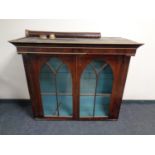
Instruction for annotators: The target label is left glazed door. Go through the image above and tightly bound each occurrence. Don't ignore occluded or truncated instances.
[24,54,77,120]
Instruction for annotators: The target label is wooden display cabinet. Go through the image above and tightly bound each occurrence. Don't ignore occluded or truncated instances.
[9,30,143,120]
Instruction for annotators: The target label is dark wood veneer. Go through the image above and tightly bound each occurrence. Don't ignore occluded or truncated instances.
[25,30,101,38]
[10,30,143,120]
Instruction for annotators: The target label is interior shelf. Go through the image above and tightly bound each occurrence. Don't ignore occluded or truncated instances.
[41,92,111,96]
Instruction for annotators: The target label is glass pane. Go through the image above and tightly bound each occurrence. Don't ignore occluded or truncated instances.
[80,60,113,117]
[80,96,110,117]
[40,58,72,117]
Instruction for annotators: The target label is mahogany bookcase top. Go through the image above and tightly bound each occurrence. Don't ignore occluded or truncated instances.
[9,30,143,56]
[10,36,142,47]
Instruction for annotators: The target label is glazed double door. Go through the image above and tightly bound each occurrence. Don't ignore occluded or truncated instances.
[29,54,117,120]
[39,54,114,120]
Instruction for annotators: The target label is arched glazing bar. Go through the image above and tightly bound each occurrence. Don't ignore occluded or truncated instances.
[40,58,72,117]
[80,60,113,117]
[45,62,63,116]
[90,63,108,117]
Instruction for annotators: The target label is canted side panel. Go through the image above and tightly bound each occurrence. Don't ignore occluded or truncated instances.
[109,56,131,119]
[22,54,43,117]
[22,55,35,115]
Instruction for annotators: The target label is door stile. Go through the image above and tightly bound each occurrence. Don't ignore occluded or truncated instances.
[74,55,80,120]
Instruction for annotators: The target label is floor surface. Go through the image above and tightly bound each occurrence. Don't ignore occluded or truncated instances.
[0,101,155,135]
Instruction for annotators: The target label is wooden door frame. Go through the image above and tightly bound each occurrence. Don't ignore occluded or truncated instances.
[76,54,130,120]
[23,53,131,121]
[23,54,77,120]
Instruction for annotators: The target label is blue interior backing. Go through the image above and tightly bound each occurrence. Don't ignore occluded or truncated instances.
[40,58,113,118]
[41,95,72,116]
[80,60,113,117]
[40,58,72,117]
[80,96,110,116]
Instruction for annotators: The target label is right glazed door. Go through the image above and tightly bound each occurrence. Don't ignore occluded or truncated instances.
[79,55,114,118]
